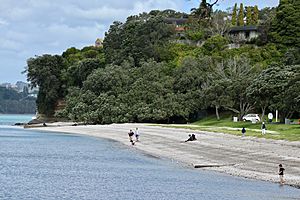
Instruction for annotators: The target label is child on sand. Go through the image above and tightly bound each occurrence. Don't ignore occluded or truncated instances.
[128,130,135,145]
[241,127,246,137]
[279,164,285,184]
[135,127,140,142]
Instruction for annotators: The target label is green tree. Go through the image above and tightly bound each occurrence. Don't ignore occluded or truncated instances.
[284,48,300,65]
[246,6,252,25]
[202,34,228,54]
[62,46,104,66]
[256,7,277,45]
[270,0,300,47]
[62,47,80,58]
[232,3,237,26]
[252,5,259,25]
[247,64,300,121]
[203,79,232,120]
[238,3,244,26]
[62,47,82,65]
[0,86,36,114]
[66,58,105,88]
[173,57,207,121]
[26,55,66,116]
[210,56,256,120]
[103,11,175,66]
[271,65,300,120]
[191,0,220,20]
[103,21,124,64]
[284,73,300,113]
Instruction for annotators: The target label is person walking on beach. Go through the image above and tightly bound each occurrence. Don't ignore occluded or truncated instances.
[135,127,140,142]
[128,130,135,145]
[279,164,285,184]
[241,127,246,137]
[261,122,266,135]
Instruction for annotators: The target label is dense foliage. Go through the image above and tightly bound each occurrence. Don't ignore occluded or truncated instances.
[270,0,300,48]
[26,5,300,123]
[0,87,36,114]
[247,65,300,121]
[26,55,66,116]
[103,11,176,65]
[238,3,244,26]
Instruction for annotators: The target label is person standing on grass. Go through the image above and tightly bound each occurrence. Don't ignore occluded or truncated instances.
[261,122,266,135]
[241,127,246,137]
[279,164,285,184]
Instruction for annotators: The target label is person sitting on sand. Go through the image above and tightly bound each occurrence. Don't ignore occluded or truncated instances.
[128,130,135,145]
[191,134,196,141]
[279,164,285,184]
[185,134,197,142]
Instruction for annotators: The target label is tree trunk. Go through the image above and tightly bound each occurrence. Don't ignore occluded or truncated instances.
[215,105,220,120]
[261,106,266,122]
[238,101,254,121]
[287,111,294,119]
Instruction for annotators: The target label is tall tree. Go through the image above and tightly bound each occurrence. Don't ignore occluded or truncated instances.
[203,79,232,120]
[104,11,175,66]
[232,3,237,26]
[247,64,300,121]
[103,21,124,65]
[191,0,220,19]
[214,56,255,120]
[26,55,66,117]
[238,3,244,26]
[246,6,252,25]
[256,7,276,45]
[66,58,105,88]
[209,11,231,36]
[252,5,259,25]
[270,0,300,47]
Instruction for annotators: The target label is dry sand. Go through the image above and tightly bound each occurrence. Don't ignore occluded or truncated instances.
[32,123,300,188]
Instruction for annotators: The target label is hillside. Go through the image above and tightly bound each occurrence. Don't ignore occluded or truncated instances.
[25,1,300,123]
[0,86,36,114]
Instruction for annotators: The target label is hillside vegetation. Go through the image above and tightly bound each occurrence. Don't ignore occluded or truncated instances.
[25,1,300,124]
[0,87,36,114]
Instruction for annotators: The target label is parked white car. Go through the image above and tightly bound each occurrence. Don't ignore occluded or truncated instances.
[242,114,260,122]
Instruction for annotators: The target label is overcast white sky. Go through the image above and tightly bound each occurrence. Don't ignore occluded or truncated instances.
[0,0,279,83]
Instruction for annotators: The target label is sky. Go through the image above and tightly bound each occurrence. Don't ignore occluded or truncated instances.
[0,0,279,83]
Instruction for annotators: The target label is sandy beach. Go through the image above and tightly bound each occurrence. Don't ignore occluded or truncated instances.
[33,123,300,188]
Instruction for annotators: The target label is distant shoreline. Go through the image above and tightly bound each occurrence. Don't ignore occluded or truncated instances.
[32,123,300,189]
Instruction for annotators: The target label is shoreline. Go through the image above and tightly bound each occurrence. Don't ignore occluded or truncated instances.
[31,123,300,188]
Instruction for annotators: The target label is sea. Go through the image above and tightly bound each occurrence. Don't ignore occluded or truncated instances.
[0,114,299,200]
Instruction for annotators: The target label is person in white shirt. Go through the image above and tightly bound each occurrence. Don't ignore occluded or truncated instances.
[261,122,266,135]
[135,127,140,142]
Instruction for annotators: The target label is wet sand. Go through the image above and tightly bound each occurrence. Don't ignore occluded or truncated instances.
[33,123,300,188]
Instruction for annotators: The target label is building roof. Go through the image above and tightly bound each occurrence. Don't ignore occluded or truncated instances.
[165,18,188,25]
[229,25,258,33]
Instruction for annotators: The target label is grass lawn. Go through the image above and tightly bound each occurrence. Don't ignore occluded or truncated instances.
[165,116,300,141]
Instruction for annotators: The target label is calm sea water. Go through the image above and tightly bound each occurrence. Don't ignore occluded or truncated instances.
[0,115,299,200]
